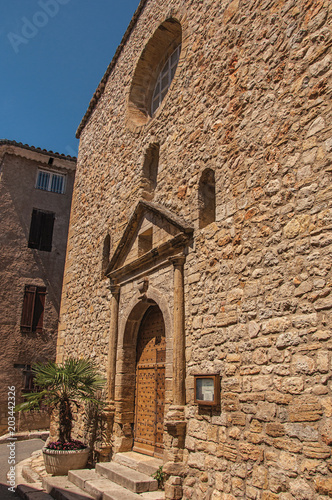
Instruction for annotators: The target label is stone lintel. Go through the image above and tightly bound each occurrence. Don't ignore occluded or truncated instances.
[108,233,190,282]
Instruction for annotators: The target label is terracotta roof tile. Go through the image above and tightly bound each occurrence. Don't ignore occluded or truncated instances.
[0,139,77,161]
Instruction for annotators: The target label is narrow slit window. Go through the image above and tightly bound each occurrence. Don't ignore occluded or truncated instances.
[199,169,216,229]
[142,143,159,200]
[101,234,111,276]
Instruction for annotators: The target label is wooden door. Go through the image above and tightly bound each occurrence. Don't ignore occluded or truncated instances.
[133,305,165,457]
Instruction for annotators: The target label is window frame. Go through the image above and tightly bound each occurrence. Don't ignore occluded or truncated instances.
[28,208,55,252]
[151,45,181,116]
[36,168,66,194]
[194,374,220,406]
[128,18,182,126]
[20,285,46,333]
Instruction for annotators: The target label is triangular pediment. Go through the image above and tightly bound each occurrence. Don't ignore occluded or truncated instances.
[106,200,193,280]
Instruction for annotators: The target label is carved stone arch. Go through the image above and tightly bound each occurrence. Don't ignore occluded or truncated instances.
[115,286,172,434]
[119,285,172,346]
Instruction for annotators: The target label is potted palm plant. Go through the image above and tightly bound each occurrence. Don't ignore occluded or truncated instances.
[16,357,105,475]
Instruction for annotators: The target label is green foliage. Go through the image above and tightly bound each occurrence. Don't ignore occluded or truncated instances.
[84,400,107,464]
[152,466,166,489]
[15,357,105,443]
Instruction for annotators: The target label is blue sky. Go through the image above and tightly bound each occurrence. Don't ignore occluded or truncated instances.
[0,0,140,157]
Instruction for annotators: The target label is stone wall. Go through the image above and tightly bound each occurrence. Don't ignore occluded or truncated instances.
[0,142,75,435]
[58,0,332,497]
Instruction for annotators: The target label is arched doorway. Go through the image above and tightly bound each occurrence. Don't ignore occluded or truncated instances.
[133,304,165,458]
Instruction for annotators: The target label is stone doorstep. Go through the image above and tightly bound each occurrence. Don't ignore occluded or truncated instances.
[96,462,158,493]
[46,471,143,500]
[113,452,163,477]
[42,476,94,500]
[69,470,127,500]
[69,467,164,500]
[16,449,162,500]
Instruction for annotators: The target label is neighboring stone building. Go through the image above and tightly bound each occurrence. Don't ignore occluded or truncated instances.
[0,140,76,435]
[57,0,332,498]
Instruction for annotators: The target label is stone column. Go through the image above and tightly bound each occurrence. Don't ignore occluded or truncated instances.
[100,282,120,461]
[107,283,120,403]
[170,255,186,406]
[164,255,186,498]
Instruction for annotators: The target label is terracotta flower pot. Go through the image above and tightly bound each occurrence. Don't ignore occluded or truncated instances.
[42,446,90,475]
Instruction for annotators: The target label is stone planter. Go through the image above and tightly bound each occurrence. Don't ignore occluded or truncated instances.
[42,446,90,475]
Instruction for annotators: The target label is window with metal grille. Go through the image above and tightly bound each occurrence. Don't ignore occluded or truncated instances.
[151,45,181,115]
[28,209,55,252]
[20,285,46,333]
[36,169,65,194]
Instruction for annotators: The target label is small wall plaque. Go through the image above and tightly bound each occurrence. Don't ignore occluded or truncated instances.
[194,374,220,406]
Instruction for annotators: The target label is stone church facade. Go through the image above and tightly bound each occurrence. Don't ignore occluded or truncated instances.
[57,0,332,498]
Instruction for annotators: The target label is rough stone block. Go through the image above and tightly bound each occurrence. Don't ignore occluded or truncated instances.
[314,477,332,496]
[289,396,323,422]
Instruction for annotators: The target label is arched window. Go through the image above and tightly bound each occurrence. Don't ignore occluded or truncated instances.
[101,234,111,277]
[198,169,216,229]
[151,45,181,115]
[142,143,159,200]
[128,18,182,126]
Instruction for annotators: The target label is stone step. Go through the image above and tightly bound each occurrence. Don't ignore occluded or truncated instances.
[103,488,143,500]
[68,469,99,491]
[68,468,161,500]
[96,462,158,493]
[42,475,94,500]
[113,452,163,477]
[140,491,165,500]
[68,469,132,500]
[86,478,131,500]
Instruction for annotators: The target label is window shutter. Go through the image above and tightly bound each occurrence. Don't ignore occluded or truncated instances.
[39,212,55,252]
[21,285,36,332]
[28,210,42,248]
[33,287,46,333]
